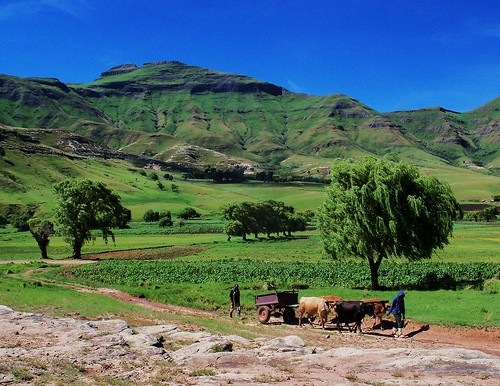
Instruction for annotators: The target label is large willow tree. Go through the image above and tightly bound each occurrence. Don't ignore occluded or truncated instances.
[317,157,460,289]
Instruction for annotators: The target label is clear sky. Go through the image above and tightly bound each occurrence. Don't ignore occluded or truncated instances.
[0,0,498,112]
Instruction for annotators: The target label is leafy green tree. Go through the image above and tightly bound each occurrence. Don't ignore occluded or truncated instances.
[28,218,54,259]
[10,213,31,231]
[54,179,129,259]
[221,202,255,240]
[317,157,460,289]
[178,207,200,220]
[143,209,160,222]
[158,211,173,227]
[285,213,308,236]
[224,220,244,241]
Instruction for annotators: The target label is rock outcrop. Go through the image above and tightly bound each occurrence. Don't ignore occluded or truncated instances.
[1,305,499,385]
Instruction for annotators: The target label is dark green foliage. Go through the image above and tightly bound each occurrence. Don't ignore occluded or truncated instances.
[143,209,160,222]
[54,179,129,258]
[163,173,174,181]
[318,157,461,289]
[221,200,309,239]
[171,183,179,193]
[10,212,31,231]
[158,216,173,227]
[118,208,132,228]
[463,207,498,222]
[149,172,159,181]
[178,207,200,220]
[70,259,499,290]
[0,214,8,227]
[158,211,172,227]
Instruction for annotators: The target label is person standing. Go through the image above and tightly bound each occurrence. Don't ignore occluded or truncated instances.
[387,289,406,337]
[229,284,241,318]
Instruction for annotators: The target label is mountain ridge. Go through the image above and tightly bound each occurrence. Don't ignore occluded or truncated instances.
[0,61,498,176]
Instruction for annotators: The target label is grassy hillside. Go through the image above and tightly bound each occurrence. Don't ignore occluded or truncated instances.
[3,61,498,178]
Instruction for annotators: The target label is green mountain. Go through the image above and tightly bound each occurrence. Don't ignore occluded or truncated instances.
[0,60,499,214]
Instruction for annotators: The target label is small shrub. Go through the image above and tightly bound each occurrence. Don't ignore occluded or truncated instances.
[143,210,160,222]
[159,217,173,227]
[189,369,215,377]
[483,278,499,294]
[178,207,200,220]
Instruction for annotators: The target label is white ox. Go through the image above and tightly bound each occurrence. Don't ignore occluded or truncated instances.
[297,296,330,329]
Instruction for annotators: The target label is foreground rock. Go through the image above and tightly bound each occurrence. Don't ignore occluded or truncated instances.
[0,305,498,385]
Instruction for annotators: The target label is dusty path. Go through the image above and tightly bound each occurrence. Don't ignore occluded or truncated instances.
[2,291,499,385]
[93,288,500,357]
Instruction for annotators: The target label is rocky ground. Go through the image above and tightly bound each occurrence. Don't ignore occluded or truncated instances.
[1,291,499,385]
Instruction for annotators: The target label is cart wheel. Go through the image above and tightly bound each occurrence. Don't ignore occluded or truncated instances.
[257,306,271,324]
[283,307,295,324]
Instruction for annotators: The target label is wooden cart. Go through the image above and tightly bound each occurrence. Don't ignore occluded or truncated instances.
[254,290,299,324]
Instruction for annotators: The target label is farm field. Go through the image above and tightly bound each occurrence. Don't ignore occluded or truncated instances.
[0,221,498,328]
[1,222,498,263]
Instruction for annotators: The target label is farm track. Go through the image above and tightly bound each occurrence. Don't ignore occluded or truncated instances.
[93,287,500,357]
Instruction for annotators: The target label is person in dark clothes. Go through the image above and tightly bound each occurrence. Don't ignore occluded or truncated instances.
[229,284,241,318]
[387,289,406,337]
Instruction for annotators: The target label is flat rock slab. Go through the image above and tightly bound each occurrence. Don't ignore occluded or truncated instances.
[0,305,499,385]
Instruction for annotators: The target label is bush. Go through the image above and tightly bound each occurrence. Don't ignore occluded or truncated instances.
[178,207,200,220]
[159,217,173,227]
[143,209,160,222]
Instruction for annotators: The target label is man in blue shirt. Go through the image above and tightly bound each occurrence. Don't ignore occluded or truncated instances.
[387,289,406,337]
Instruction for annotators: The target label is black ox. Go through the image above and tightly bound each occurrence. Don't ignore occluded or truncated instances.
[332,301,375,333]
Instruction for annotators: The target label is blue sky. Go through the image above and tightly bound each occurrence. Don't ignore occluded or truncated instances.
[0,0,498,112]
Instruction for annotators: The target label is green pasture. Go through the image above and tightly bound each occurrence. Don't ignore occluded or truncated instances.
[0,218,498,329]
[1,263,498,328]
[1,221,499,263]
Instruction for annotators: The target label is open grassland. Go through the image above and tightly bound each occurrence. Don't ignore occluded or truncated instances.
[1,223,498,263]
[1,143,499,223]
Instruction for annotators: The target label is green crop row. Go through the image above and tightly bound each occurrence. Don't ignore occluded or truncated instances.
[67,259,499,290]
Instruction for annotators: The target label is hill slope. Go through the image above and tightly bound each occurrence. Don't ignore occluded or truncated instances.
[2,60,498,176]
[0,61,499,216]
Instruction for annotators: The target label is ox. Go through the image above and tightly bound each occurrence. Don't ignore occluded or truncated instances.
[298,297,330,329]
[362,299,390,330]
[332,301,375,333]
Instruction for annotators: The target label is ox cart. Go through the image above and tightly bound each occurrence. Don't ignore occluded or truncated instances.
[254,290,299,324]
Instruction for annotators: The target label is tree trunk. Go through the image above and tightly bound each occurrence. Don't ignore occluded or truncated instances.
[72,240,83,259]
[368,254,383,289]
[38,241,48,259]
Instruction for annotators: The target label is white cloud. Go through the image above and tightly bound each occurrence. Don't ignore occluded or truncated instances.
[0,0,90,21]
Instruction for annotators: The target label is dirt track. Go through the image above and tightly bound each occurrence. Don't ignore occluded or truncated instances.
[2,289,499,385]
[95,288,500,357]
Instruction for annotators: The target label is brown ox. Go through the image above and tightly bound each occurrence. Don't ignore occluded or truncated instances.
[362,298,389,330]
[321,295,343,303]
[298,297,330,329]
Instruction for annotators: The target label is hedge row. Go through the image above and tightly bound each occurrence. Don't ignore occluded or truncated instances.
[69,259,499,290]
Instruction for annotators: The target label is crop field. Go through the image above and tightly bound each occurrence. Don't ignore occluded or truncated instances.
[1,218,499,327]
